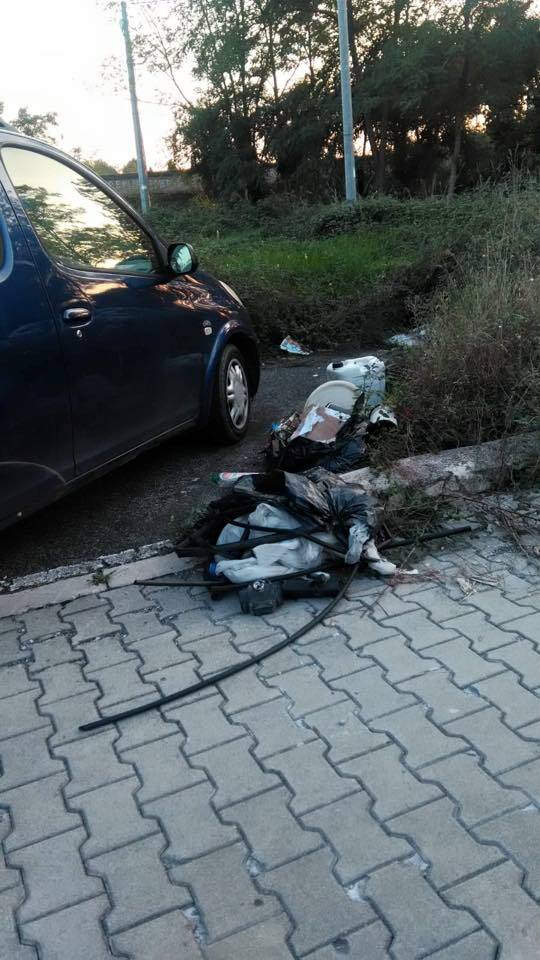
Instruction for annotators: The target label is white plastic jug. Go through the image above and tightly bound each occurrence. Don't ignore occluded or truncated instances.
[326,356,386,409]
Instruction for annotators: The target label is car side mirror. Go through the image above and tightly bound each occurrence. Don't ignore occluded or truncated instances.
[168,242,198,275]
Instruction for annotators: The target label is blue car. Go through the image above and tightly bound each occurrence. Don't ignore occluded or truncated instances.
[0,125,260,532]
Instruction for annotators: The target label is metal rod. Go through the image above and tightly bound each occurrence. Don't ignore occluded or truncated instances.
[120,1,150,214]
[336,0,357,202]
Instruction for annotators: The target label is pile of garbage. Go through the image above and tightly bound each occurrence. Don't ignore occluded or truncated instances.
[178,355,400,608]
[265,356,396,474]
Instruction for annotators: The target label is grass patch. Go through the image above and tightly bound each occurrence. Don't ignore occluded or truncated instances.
[149,182,540,348]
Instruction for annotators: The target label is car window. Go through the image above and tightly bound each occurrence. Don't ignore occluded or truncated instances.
[1,146,160,275]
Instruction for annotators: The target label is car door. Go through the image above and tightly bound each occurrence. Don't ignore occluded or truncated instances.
[0,176,74,527]
[0,143,206,475]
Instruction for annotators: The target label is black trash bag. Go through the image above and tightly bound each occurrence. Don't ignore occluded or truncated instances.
[265,397,369,474]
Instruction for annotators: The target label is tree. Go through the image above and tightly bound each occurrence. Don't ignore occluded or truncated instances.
[122,158,138,174]
[7,106,58,142]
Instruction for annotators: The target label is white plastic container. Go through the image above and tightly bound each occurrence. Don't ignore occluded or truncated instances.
[326,356,386,409]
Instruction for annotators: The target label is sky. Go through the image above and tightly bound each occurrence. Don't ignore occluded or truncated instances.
[0,0,194,169]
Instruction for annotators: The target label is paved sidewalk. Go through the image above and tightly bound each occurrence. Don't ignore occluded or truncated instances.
[1,526,540,959]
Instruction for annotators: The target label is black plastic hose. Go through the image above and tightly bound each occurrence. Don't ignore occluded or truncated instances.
[79,562,359,732]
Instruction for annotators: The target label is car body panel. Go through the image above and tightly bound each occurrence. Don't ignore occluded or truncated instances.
[0,130,259,529]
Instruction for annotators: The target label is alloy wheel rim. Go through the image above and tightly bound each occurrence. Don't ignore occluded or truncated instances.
[226,359,249,429]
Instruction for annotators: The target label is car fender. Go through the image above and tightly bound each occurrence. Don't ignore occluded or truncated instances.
[199,319,257,424]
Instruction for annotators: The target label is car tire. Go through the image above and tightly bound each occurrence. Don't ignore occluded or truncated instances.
[208,345,251,444]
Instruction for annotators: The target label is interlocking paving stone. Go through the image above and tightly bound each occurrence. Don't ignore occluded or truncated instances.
[64,607,118,643]
[0,632,29,667]
[389,795,502,888]
[266,664,347,717]
[467,589,536,625]
[0,811,19,894]
[19,605,67,642]
[112,609,170,643]
[123,732,205,803]
[263,602,321,637]
[306,701,389,764]
[128,631,189,675]
[112,908,205,959]
[14,827,103,921]
[0,616,18,635]
[419,753,527,825]
[61,595,108,615]
[104,584,149,616]
[303,792,411,882]
[502,610,540,644]
[2,773,80,852]
[181,632,245,676]
[370,704,468,769]
[425,929,497,959]
[79,635,133,673]
[174,842,280,942]
[340,744,442,820]
[474,806,540,897]
[500,756,540,802]
[146,584,206,619]
[357,634,439,683]
[170,609,227,644]
[90,833,189,935]
[165,693,245,755]
[223,785,321,868]
[56,728,131,798]
[0,728,64,791]
[37,662,96,705]
[203,914,293,960]
[361,591,421,619]
[307,921,392,960]
[410,586,476,622]
[486,638,540,688]
[28,635,83,673]
[219,665,281,715]
[380,610,457,650]
[261,847,374,955]
[76,777,157,858]
[366,861,477,959]
[444,611,524,653]
[331,666,417,720]
[444,707,540,773]
[256,645,314,678]
[115,710,179,753]
[147,781,238,861]
[262,740,357,815]
[193,737,279,809]
[238,697,315,759]
[423,636,505,687]
[300,635,371,681]
[0,664,37,700]
[41,690,101,748]
[472,671,540,729]
[0,886,38,959]
[445,861,540,958]
[147,658,202,696]
[89,659,155,710]
[398,669,488,724]
[328,612,397,648]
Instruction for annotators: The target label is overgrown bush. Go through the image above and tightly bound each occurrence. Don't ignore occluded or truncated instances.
[381,191,540,456]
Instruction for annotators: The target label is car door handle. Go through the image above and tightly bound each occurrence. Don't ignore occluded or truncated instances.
[63,307,93,326]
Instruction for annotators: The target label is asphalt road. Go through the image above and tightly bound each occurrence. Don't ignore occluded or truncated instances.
[1,346,371,579]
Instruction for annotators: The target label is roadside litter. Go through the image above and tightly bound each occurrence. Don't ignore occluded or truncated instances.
[266,356,397,475]
[77,351,471,733]
[280,335,311,356]
[387,328,426,348]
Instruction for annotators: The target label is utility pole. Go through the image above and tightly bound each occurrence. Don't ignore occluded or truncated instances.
[336,0,357,202]
[120,0,150,214]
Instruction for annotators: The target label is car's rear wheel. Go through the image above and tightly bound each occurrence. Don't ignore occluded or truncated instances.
[208,345,251,443]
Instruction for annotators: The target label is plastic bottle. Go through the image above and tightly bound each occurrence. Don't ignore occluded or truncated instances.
[326,356,386,408]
